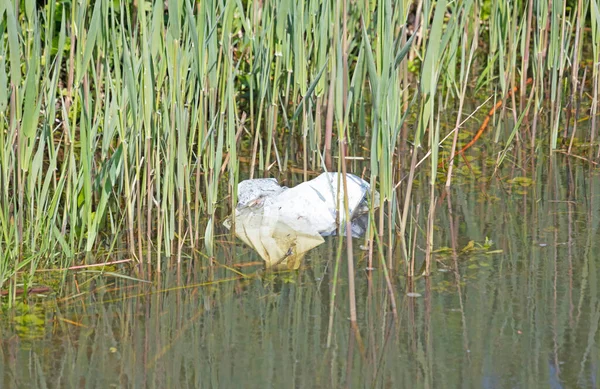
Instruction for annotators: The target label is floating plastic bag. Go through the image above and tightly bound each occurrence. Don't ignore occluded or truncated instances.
[224,173,379,269]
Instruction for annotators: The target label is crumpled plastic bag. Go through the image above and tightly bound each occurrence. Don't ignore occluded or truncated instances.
[224,173,379,269]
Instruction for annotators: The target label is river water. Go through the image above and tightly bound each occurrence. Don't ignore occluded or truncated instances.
[2,155,600,388]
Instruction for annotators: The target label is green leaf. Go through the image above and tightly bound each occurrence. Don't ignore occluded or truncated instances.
[291,62,327,121]
[394,32,416,69]
[421,0,447,94]
[5,2,21,89]
[78,0,102,85]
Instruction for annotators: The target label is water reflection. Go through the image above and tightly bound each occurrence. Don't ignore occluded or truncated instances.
[2,158,600,388]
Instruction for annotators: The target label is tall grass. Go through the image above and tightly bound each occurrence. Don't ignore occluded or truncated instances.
[0,0,598,300]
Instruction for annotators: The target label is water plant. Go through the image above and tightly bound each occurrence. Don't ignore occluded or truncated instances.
[0,0,598,312]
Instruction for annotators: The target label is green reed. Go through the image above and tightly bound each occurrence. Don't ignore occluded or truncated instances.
[0,0,597,303]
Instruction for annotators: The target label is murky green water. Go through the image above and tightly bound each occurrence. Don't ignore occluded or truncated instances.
[2,156,600,388]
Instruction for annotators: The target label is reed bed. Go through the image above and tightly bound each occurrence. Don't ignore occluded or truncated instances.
[0,0,598,304]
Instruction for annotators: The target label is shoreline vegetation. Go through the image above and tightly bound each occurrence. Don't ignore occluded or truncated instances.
[0,0,598,306]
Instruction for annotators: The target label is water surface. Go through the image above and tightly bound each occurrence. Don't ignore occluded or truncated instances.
[2,156,600,388]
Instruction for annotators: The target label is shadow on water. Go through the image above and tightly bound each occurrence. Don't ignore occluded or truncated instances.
[2,156,600,388]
